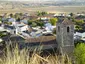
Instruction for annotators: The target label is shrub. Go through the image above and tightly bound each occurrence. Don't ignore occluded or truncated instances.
[53,28,56,34]
[50,18,58,26]
[74,43,85,64]
[37,22,44,28]
[0,43,72,64]
[32,22,37,27]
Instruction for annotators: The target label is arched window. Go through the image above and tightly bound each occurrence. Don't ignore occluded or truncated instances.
[58,26,60,32]
[67,27,70,32]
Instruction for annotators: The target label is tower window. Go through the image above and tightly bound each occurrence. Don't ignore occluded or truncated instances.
[67,27,70,32]
[58,26,60,32]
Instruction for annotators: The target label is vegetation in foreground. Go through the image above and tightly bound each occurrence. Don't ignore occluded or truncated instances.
[0,44,72,64]
[0,41,85,64]
[74,43,85,64]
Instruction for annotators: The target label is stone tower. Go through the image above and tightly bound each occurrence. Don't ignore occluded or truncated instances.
[56,18,74,56]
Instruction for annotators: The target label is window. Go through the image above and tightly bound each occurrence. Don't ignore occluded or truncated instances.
[58,26,60,32]
[67,26,70,32]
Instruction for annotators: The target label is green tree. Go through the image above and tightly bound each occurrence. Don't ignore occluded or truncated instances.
[19,13,23,16]
[9,13,14,18]
[16,18,20,21]
[50,18,58,26]
[69,13,74,17]
[8,22,12,25]
[37,21,44,28]
[41,11,47,16]
[75,25,82,31]
[32,22,37,27]
[75,20,84,25]
[53,28,56,34]
[28,20,32,25]
[0,16,2,21]
[74,43,85,64]
[36,11,47,16]
[37,11,41,16]
[14,13,21,20]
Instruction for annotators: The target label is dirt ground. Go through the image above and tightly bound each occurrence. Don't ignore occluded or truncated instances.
[0,6,85,14]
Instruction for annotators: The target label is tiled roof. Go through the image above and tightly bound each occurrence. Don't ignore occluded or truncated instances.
[58,18,73,25]
[62,18,73,25]
[9,35,56,46]
[25,36,56,44]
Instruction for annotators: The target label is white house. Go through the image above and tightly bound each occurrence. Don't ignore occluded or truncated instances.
[4,25,16,34]
[44,23,53,31]
[15,23,29,34]
[76,13,85,16]
[74,32,85,41]
[0,27,6,32]
[0,38,3,43]
[21,30,31,38]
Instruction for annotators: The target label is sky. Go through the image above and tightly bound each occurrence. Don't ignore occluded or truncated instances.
[0,0,72,1]
[0,0,84,2]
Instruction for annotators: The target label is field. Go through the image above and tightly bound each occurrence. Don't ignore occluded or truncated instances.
[0,6,85,14]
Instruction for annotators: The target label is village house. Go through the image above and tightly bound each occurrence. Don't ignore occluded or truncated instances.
[4,17,74,57]
[0,12,76,56]
[74,32,85,41]
[15,23,29,34]
[21,17,28,24]
[4,25,16,34]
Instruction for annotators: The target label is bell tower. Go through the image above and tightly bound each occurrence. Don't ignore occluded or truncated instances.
[56,18,74,56]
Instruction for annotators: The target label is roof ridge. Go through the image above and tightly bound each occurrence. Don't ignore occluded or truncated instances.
[62,18,73,25]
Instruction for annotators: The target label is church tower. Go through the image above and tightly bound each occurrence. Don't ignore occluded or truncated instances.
[56,18,74,56]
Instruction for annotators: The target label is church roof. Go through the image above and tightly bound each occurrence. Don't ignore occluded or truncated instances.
[58,18,73,25]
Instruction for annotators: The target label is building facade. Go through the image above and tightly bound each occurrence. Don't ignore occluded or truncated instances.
[56,18,74,56]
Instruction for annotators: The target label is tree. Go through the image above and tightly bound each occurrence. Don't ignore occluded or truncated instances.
[50,18,58,26]
[75,25,82,31]
[37,11,41,16]
[74,43,85,64]
[32,22,37,27]
[53,28,56,34]
[19,13,23,16]
[8,22,12,25]
[69,13,74,17]
[0,16,2,21]
[75,20,84,25]
[16,18,20,21]
[41,11,47,16]
[28,20,32,25]
[36,11,47,16]
[37,21,44,28]
[14,13,21,20]
[9,13,14,18]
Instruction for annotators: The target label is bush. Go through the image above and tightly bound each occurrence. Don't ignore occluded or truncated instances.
[32,22,37,27]
[0,43,72,64]
[53,28,56,34]
[0,32,7,37]
[28,21,32,25]
[37,22,44,28]
[75,20,84,25]
[75,25,82,31]
[50,18,58,26]
[74,43,85,64]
